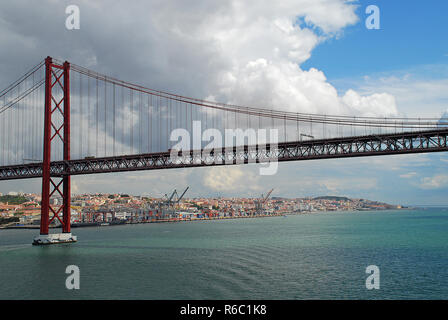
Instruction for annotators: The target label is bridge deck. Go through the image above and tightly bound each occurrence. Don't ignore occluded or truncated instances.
[1,129,447,180]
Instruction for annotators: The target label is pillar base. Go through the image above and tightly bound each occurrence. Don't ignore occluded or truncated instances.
[32,233,77,246]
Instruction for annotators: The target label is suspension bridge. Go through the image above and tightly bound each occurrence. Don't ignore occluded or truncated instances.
[1,57,447,244]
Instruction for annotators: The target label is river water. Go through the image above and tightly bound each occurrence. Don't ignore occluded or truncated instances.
[1,209,447,299]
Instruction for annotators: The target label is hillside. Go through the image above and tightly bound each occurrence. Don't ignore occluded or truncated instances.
[0,195,28,205]
[313,196,352,202]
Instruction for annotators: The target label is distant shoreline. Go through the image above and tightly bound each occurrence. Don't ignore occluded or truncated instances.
[0,208,419,230]
[2,213,287,230]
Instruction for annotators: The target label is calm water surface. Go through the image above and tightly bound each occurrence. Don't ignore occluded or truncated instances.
[1,209,447,299]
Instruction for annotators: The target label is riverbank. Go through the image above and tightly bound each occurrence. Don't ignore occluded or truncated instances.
[1,208,410,230]
[0,212,288,230]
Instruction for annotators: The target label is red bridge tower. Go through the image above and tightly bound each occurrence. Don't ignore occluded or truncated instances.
[33,56,76,245]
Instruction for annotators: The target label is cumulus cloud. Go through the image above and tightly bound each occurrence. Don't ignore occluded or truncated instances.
[317,177,378,193]
[419,174,448,190]
[336,66,448,117]
[0,0,398,118]
[203,166,261,193]
[186,0,398,116]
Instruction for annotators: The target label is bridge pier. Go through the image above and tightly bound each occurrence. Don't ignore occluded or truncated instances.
[33,57,76,246]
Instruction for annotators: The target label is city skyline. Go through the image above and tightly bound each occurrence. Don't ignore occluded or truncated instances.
[1,191,403,229]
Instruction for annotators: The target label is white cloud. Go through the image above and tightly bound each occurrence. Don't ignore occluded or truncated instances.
[399,172,417,179]
[419,174,448,190]
[341,89,397,117]
[317,177,377,193]
[203,165,261,193]
[336,66,448,117]
[336,153,431,172]
[0,0,398,119]
[215,60,396,116]
[198,0,397,117]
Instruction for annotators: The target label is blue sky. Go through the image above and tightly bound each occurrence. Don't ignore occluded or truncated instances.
[302,0,448,81]
[0,0,448,205]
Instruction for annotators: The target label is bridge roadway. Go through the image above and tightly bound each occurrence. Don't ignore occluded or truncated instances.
[1,129,447,180]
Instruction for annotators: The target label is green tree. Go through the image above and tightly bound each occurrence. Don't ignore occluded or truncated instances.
[0,195,28,205]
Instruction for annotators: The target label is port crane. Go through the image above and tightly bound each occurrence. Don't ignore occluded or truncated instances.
[162,186,189,208]
[255,188,274,215]
[160,186,189,218]
[175,187,189,208]
[163,189,177,207]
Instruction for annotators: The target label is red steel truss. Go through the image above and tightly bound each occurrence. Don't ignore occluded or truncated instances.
[40,57,71,235]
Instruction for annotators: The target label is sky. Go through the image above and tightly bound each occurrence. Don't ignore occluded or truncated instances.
[0,0,447,205]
